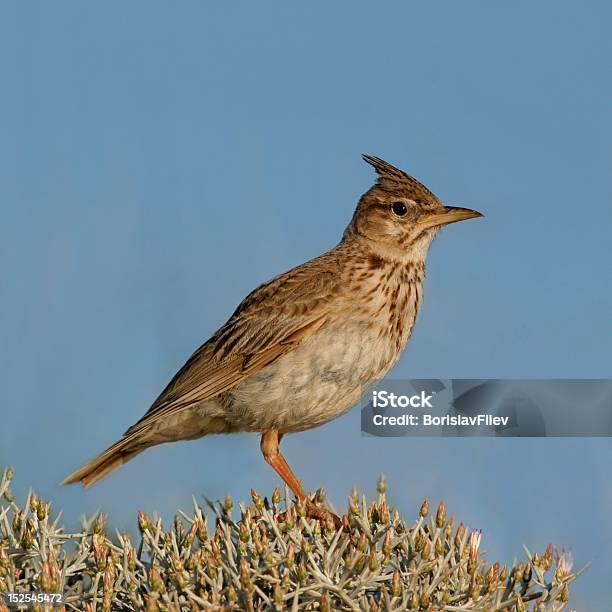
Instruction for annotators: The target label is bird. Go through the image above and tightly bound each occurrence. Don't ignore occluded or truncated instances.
[62,154,482,524]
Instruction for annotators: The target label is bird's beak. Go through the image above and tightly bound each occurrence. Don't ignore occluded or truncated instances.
[417,206,483,229]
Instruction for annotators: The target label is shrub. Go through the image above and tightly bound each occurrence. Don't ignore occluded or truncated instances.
[0,468,584,611]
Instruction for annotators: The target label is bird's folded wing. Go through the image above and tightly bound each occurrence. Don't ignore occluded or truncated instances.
[125,255,340,435]
[125,311,328,434]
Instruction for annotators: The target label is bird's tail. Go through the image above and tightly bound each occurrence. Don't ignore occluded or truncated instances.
[61,430,150,488]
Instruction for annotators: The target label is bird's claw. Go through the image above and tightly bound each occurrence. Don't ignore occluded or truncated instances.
[304,500,343,530]
[276,498,345,530]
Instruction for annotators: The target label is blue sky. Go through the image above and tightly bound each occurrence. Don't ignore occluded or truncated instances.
[1,1,610,607]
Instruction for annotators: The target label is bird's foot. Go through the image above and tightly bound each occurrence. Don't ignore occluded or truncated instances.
[276,497,345,530]
[304,500,345,530]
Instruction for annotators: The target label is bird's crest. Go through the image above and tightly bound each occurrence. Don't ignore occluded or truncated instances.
[362,154,440,204]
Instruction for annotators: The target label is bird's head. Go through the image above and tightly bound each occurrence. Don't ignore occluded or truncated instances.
[344,155,482,262]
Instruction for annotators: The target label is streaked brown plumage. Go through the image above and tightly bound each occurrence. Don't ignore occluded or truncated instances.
[63,155,482,523]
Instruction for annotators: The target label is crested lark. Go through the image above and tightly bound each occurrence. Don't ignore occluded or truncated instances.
[63,155,482,523]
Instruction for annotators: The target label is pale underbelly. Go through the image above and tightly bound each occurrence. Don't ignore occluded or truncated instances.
[213,323,402,433]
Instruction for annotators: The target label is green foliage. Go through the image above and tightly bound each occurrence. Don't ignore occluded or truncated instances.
[0,468,584,611]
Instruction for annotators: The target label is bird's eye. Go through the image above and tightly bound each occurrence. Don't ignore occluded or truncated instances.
[391,201,408,217]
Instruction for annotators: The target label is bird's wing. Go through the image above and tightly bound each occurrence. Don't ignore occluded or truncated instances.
[126,254,340,434]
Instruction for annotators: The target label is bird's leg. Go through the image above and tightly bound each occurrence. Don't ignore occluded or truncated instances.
[260,429,342,528]
[260,429,307,500]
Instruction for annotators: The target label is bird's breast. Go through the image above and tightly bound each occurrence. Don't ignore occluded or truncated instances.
[347,260,425,372]
[220,261,425,433]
